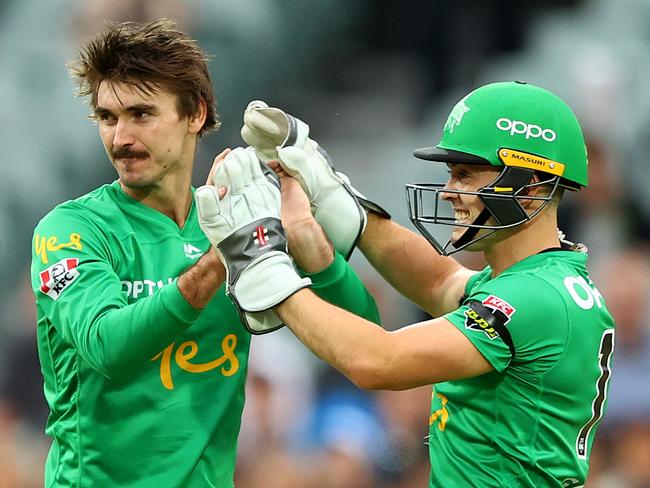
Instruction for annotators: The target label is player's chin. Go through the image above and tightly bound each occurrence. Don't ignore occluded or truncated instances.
[449,227,466,244]
[450,227,486,252]
[118,172,158,190]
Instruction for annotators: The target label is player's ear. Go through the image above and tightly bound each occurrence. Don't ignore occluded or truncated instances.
[520,173,543,209]
[188,98,207,135]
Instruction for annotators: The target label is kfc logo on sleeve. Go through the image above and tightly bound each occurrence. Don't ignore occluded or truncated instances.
[39,258,80,300]
[483,295,516,318]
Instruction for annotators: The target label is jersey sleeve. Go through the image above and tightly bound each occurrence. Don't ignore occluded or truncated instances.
[301,253,381,325]
[31,206,201,378]
[444,273,568,372]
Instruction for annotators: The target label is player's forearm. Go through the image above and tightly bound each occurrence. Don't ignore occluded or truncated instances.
[79,251,223,377]
[285,215,381,322]
[306,253,381,324]
[286,217,334,273]
[359,213,464,315]
[177,248,226,308]
[276,289,391,390]
[79,281,202,377]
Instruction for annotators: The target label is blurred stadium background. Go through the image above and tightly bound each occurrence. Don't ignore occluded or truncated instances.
[1,0,649,486]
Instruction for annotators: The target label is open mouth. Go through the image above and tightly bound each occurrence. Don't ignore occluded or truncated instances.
[453,209,470,224]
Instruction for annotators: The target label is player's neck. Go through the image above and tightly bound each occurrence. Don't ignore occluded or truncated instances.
[484,209,560,277]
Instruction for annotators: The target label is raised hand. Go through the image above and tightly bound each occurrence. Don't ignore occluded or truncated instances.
[195,147,311,333]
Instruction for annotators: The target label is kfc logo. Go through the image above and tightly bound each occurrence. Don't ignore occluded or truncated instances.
[39,258,80,301]
[483,295,516,318]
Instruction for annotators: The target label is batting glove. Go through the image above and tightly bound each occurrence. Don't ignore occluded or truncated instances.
[195,147,311,334]
[241,100,390,259]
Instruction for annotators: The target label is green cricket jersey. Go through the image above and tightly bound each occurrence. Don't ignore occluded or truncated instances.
[429,250,614,488]
[30,181,380,487]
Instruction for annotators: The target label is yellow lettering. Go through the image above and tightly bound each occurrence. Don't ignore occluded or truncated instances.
[152,334,240,390]
[151,344,175,390]
[34,232,83,264]
[219,334,239,376]
[34,234,48,264]
[429,393,449,431]
[465,309,498,338]
[176,334,239,376]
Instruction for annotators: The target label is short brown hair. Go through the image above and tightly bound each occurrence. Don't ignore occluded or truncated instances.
[69,18,219,136]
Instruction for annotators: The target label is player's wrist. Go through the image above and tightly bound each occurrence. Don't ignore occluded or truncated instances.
[286,217,334,273]
[177,248,225,309]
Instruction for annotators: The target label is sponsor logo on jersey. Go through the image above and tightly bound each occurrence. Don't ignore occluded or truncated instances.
[39,258,80,300]
[122,278,175,299]
[252,225,270,248]
[151,334,240,390]
[563,275,603,310]
[483,295,516,317]
[34,232,82,264]
[429,391,449,431]
[496,117,557,142]
[183,243,203,260]
[464,295,516,340]
[464,308,499,339]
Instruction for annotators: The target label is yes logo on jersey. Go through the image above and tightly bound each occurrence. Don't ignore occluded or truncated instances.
[34,232,82,264]
[39,258,80,301]
[464,295,516,340]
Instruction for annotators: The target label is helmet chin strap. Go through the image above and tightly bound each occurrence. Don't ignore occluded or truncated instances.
[451,208,492,249]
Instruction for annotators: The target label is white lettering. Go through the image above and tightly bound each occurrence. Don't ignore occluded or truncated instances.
[122,278,176,299]
[121,281,132,296]
[564,276,603,310]
[144,279,157,296]
[132,281,145,299]
[496,117,557,142]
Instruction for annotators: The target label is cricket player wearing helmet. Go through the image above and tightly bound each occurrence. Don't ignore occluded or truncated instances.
[197,81,614,487]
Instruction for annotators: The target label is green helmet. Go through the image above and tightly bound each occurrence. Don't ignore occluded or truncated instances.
[406,81,588,255]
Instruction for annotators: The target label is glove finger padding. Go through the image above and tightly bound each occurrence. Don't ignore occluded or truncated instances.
[195,185,224,227]
[277,146,366,258]
[195,147,311,334]
[241,100,309,162]
[216,154,244,194]
[272,146,315,198]
[241,101,390,259]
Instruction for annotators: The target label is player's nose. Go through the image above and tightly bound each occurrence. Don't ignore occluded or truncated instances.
[112,119,136,147]
[440,178,460,201]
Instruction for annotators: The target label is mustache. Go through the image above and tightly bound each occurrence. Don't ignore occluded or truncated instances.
[112,147,149,159]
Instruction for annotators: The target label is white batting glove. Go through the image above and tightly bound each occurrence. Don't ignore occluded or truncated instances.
[241,101,390,259]
[195,147,311,334]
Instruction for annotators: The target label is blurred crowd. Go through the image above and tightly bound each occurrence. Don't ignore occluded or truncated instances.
[1,0,649,486]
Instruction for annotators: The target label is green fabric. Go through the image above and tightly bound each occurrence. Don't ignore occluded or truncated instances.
[428,251,614,487]
[31,180,380,487]
[301,252,381,325]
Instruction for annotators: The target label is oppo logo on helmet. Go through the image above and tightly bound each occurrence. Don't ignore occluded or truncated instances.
[496,118,557,142]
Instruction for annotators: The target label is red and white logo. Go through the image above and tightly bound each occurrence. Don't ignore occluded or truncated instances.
[252,226,270,248]
[39,258,80,301]
[483,295,516,318]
